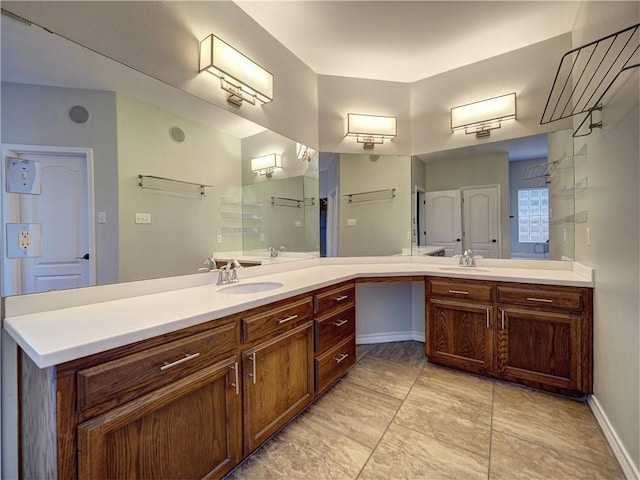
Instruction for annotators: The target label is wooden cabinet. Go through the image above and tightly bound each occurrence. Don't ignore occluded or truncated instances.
[77,356,241,479]
[240,295,314,455]
[313,282,356,394]
[427,298,493,374]
[42,319,243,480]
[496,285,592,393]
[426,277,593,396]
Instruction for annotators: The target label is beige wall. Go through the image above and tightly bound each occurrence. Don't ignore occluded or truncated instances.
[426,153,511,257]
[411,34,574,156]
[117,95,242,282]
[571,2,640,476]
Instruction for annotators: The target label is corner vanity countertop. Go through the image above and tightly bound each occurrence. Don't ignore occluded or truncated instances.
[3,257,594,369]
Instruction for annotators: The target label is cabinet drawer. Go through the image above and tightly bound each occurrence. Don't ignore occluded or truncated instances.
[77,322,238,412]
[314,305,355,354]
[314,335,356,393]
[242,297,313,344]
[497,286,584,311]
[314,283,355,314]
[428,278,493,302]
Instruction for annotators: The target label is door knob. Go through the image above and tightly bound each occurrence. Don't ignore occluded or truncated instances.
[491,239,497,243]
[75,253,90,260]
[456,238,461,242]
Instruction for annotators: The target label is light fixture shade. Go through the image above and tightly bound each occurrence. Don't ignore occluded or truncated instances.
[200,34,273,105]
[251,154,282,176]
[345,113,397,148]
[451,93,516,136]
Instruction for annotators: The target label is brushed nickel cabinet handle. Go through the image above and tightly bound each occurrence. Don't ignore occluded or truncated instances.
[501,309,505,330]
[333,319,349,327]
[230,362,239,395]
[248,352,257,384]
[160,352,200,371]
[334,353,349,363]
[486,308,490,328]
[526,297,554,303]
[333,295,349,301]
[448,290,469,295]
[278,314,299,324]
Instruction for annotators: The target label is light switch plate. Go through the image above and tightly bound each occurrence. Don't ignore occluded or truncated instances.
[98,212,107,224]
[346,218,356,226]
[134,213,151,224]
[6,157,41,194]
[216,234,223,244]
[586,227,591,246]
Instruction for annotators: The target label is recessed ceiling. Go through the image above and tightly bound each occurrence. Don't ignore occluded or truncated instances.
[234,1,582,83]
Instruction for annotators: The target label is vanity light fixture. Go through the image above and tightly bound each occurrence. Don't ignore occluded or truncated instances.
[251,153,282,178]
[451,93,516,138]
[296,143,317,162]
[199,34,273,107]
[345,113,397,149]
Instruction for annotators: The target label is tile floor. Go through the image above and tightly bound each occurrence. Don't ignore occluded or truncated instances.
[228,341,624,480]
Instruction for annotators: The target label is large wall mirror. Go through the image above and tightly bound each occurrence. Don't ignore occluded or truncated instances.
[413,129,576,261]
[0,13,319,296]
[319,129,576,261]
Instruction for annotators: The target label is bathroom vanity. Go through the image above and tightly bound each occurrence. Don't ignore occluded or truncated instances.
[5,257,593,479]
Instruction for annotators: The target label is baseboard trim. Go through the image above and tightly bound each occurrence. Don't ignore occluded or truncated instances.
[356,331,425,344]
[588,394,639,480]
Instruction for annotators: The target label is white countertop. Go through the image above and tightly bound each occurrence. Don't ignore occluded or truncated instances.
[3,257,593,369]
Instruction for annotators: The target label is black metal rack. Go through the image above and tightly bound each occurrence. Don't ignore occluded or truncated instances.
[540,23,639,137]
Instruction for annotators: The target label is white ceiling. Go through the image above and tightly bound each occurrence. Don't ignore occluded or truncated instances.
[235,1,582,83]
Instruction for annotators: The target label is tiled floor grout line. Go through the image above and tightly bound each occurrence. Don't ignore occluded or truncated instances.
[487,381,496,480]
[353,357,428,480]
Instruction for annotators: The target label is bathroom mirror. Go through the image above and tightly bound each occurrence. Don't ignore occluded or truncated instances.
[319,153,412,257]
[413,129,576,261]
[0,12,319,296]
[318,130,576,260]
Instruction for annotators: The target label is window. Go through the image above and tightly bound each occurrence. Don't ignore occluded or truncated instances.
[518,188,549,243]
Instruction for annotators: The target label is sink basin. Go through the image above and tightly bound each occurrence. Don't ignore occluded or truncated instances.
[217,281,284,294]
[438,267,491,273]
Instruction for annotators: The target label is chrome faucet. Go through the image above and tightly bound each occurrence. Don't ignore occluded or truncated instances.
[268,246,278,258]
[217,259,242,285]
[458,250,480,267]
[199,257,217,272]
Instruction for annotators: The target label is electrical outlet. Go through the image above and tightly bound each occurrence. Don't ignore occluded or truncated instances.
[260,234,265,242]
[98,212,107,224]
[406,231,411,240]
[295,220,302,227]
[346,218,356,226]
[216,234,223,244]
[134,213,151,224]
[18,231,31,249]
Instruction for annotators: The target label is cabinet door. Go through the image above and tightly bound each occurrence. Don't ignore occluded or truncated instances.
[243,321,314,454]
[77,357,242,480]
[427,299,493,373]
[497,307,581,391]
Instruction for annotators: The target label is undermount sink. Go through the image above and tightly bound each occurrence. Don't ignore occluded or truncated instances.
[217,281,284,294]
[438,267,491,273]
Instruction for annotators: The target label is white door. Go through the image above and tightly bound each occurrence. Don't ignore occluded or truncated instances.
[1,145,95,295]
[462,186,500,258]
[425,190,462,256]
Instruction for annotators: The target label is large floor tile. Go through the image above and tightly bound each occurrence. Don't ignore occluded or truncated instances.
[489,429,625,480]
[394,378,493,457]
[418,362,495,405]
[303,378,402,448]
[364,340,427,368]
[344,354,422,400]
[492,382,618,467]
[358,422,489,480]
[230,412,372,480]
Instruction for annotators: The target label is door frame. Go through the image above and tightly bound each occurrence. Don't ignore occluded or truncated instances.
[414,186,427,246]
[1,144,96,295]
